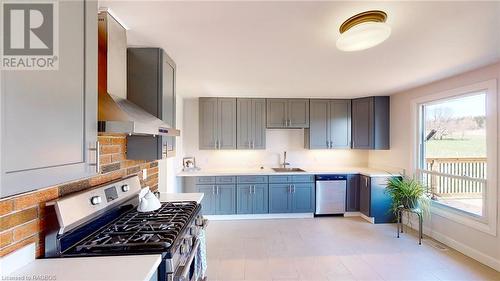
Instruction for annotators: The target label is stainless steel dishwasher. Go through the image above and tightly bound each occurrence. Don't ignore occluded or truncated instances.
[315,175,347,215]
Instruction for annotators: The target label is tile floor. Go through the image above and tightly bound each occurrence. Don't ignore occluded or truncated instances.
[205,217,500,281]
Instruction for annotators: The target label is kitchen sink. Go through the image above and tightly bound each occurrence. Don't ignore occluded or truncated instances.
[272,168,306,172]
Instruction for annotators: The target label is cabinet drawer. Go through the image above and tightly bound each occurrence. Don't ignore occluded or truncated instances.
[291,175,315,183]
[196,177,216,184]
[237,175,268,184]
[269,175,290,183]
[216,176,236,184]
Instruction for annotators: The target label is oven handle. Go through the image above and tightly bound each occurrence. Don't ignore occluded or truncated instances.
[174,239,201,281]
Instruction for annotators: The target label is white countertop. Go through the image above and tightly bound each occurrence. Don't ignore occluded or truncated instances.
[159,192,204,204]
[177,167,399,177]
[6,254,162,281]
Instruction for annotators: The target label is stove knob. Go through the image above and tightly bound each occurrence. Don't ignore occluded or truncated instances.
[121,184,130,192]
[189,226,197,236]
[90,196,102,205]
[180,241,188,255]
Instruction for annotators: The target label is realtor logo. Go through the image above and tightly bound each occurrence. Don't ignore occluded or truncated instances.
[1,1,58,70]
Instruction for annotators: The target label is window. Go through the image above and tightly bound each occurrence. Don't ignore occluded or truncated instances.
[413,80,497,235]
[417,93,487,216]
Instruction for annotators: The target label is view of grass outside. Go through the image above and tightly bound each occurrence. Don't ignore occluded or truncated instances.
[421,93,486,216]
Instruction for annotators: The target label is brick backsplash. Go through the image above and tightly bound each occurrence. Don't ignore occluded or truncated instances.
[0,135,159,257]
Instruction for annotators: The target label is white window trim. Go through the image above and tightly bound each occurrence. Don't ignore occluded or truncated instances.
[410,79,498,236]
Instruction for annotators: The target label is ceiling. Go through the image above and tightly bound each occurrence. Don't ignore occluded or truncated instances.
[100,1,500,98]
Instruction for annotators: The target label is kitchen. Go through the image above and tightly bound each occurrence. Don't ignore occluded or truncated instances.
[1,1,500,281]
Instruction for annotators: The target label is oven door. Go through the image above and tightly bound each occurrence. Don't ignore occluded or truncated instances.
[173,239,200,281]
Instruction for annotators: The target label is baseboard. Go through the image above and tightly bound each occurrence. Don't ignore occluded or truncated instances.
[404,218,500,272]
[343,211,361,217]
[205,213,314,221]
[360,213,375,224]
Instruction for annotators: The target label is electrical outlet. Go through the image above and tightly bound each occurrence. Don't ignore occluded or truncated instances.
[142,169,147,180]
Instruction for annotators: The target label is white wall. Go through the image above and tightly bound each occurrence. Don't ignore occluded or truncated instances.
[181,98,368,171]
[369,62,500,270]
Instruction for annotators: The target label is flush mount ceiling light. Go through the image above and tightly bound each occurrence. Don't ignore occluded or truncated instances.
[336,10,391,52]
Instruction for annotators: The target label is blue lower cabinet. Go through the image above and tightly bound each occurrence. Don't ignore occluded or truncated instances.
[236,185,253,214]
[215,185,236,215]
[370,177,395,223]
[269,184,292,213]
[237,184,268,214]
[269,183,315,213]
[197,185,216,215]
[197,184,236,215]
[291,183,315,213]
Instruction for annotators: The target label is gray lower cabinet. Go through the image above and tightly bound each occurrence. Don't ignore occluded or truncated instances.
[352,96,390,150]
[266,99,309,128]
[359,175,371,216]
[237,99,266,149]
[126,47,176,160]
[346,174,360,212]
[305,100,351,149]
[237,184,269,214]
[269,176,315,213]
[0,0,98,198]
[291,183,315,213]
[197,184,236,215]
[199,98,236,150]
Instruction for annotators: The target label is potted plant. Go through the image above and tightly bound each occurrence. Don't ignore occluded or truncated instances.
[386,176,430,216]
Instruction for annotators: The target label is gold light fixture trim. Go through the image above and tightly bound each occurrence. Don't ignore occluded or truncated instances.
[339,10,388,34]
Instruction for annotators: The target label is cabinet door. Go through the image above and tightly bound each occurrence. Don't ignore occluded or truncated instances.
[1,0,97,198]
[352,97,374,149]
[216,185,236,214]
[217,98,237,149]
[308,100,329,149]
[346,174,360,212]
[236,184,253,214]
[370,177,395,223]
[252,184,269,214]
[197,185,216,215]
[330,100,351,149]
[269,184,292,213]
[251,99,266,149]
[236,99,252,149]
[287,99,309,128]
[162,53,176,157]
[291,183,315,213]
[199,98,218,149]
[266,99,287,128]
[359,175,371,216]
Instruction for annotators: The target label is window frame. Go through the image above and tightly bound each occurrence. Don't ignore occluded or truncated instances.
[411,79,498,236]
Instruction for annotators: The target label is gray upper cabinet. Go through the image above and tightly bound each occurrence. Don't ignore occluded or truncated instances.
[126,48,176,160]
[266,99,309,128]
[0,0,98,198]
[306,100,351,149]
[199,97,236,150]
[237,98,266,149]
[199,98,218,149]
[352,96,390,150]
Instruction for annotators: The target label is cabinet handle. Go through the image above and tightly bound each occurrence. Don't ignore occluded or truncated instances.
[252,140,255,149]
[326,141,330,148]
[89,141,100,173]
[212,186,215,194]
[330,140,333,149]
[292,184,296,193]
[214,140,218,149]
[216,186,219,194]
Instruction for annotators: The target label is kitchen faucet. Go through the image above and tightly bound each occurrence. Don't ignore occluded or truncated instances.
[281,151,290,168]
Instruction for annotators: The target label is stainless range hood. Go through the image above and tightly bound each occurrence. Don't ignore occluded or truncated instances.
[98,92,179,136]
[97,9,179,137]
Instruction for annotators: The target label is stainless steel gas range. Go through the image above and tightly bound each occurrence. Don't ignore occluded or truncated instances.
[44,175,207,281]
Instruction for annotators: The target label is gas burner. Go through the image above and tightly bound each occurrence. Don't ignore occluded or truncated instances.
[67,201,198,255]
